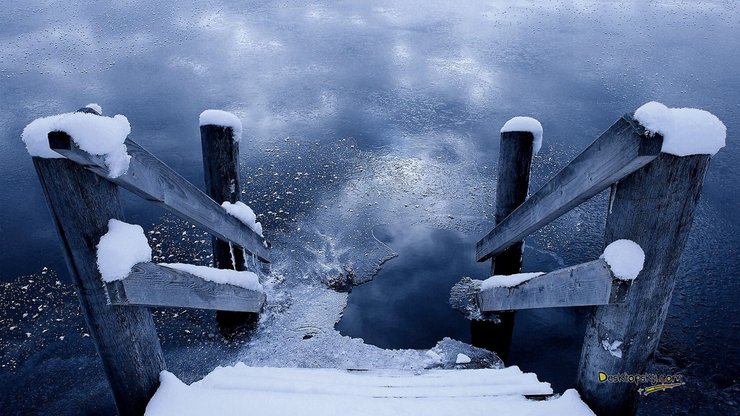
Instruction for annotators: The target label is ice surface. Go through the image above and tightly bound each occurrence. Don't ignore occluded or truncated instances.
[96,219,152,282]
[501,116,543,154]
[159,263,262,291]
[601,239,644,281]
[199,110,242,142]
[480,272,544,289]
[221,201,263,237]
[21,111,132,177]
[145,365,594,416]
[634,101,726,156]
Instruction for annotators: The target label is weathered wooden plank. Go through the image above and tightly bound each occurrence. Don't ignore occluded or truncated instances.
[477,259,630,311]
[576,153,711,416]
[47,132,271,262]
[106,262,265,313]
[471,130,535,360]
[476,115,663,262]
[32,155,165,415]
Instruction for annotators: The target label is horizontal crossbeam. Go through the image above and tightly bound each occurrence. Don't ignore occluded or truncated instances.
[105,262,265,313]
[477,259,630,311]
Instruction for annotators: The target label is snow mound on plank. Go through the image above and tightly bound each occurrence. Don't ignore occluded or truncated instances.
[222,201,263,237]
[480,272,544,289]
[97,219,152,282]
[601,239,644,281]
[634,101,726,156]
[159,263,263,292]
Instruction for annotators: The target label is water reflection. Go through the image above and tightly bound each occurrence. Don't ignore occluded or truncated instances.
[0,1,737,414]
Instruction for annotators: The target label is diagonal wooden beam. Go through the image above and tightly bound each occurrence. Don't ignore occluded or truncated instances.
[476,115,662,262]
[48,132,271,262]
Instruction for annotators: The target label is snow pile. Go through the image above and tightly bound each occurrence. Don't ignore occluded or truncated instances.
[634,101,726,156]
[501,116,543,154]
[199,109,243,142]
[21,111,132,177]
[222,201,263,237]
[96,219,152,282]
[480,272,544,290]
[160,263,263,291]
[145,365,595,416]
[601,239,645,281]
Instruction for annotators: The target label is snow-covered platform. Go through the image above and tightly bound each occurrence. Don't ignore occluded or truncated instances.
[145,365,595,416]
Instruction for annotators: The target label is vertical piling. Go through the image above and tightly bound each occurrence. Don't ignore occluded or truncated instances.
[33,109,165,415]
[472,130,535,361]
[200,123,257,334]
[576,152,711,415]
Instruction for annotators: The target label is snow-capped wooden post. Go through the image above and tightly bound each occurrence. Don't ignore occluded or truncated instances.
[472,118,540,361]
[33,107,165,415]
[576,102,724,415]
[199,110,257,333]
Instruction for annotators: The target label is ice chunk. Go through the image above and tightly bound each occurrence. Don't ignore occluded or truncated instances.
[22,111,132,177]
[601,239,644,281]
[222,201,263,237]
[455,353,471,364]
[199,109,242,142]
[601,339,623,359]
[160,263,263,291]
[501,116,543,154]
[480,272,544,289]
[634,101,726,156]
[96,219,152,282]
[85,103,103,114]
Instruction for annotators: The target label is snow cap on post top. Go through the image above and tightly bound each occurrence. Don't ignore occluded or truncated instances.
[601,239,645,281]
[199,109,242,142]
[21,107,132,177]
[501,116,543,154]
[634,101,726,156]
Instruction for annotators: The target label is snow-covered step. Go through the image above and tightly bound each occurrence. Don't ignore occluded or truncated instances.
[145,364,595,416]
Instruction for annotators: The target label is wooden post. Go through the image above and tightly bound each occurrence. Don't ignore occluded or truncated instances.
[200,124,258,334]
[33,109,165,415]
[472,130,535,361]
[576,152,711,415]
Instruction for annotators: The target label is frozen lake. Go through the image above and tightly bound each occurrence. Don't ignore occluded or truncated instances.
[1,1,738,414]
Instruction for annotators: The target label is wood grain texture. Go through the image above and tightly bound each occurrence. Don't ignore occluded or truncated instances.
[473,131,534,360]
[477,259,628,311]
[476,115,663,261]
[32,156,165,416]
[47,132,271,262]
[106,262,265,313]
[576,153,711,416]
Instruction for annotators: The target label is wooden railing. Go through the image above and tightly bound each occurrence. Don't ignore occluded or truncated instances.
[32,106,271,415]
[470,113,713,416]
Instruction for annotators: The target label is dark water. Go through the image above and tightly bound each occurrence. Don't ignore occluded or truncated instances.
[337,225,584,393]
[1,1,738,414]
